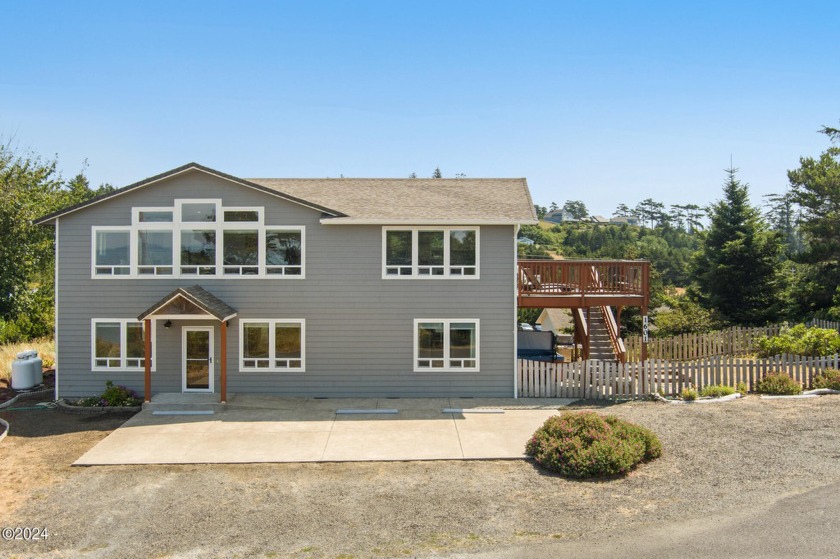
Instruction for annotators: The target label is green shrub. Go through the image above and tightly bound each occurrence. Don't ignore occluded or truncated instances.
[700,384,736,398]
[525,411,662,478]
[78,380,141,407]
[756,325,840,358]
[813,369,840,391]
[755,372,802,395]
[680,387,698,401]
[736,382,748,396]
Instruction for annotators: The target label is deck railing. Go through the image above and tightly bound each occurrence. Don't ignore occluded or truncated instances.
[518,259,650,303]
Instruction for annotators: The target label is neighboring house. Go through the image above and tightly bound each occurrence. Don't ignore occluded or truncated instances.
[535,308,572,336]
[35,163,537,400]
[610,216,639,226]
[517,236,535,245]
[543,209,577,224]
[590,215,610,224]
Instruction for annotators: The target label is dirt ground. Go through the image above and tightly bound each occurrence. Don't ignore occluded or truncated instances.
[2,394,840,558]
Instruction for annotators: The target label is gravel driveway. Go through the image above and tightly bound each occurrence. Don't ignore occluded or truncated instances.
[3,395,840,558]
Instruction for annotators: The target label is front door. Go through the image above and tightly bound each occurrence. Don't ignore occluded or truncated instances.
[183,326,214,392]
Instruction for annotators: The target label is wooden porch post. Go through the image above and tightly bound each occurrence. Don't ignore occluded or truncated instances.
[144,319,152,403]
[220,320,227,404]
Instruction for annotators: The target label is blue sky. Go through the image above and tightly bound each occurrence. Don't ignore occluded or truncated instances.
[2,1,837,216]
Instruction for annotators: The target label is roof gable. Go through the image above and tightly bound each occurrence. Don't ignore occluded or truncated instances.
[34,163,345,225]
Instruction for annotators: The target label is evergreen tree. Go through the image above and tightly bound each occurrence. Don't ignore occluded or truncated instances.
[432,167,442,178]
[786,125,840,318]
[690,168,783,324]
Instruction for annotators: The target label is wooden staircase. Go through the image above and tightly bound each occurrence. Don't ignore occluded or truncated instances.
[573,306,627,362]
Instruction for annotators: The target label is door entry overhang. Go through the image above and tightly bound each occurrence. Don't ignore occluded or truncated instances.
[137,285,238,404]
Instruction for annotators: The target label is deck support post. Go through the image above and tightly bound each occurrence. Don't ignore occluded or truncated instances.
[144,319,152,403]
[220,320,227,404]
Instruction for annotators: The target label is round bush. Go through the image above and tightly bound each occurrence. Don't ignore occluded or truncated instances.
[755,372,802,395]
[813,369,840,391]
[525,412,662,478]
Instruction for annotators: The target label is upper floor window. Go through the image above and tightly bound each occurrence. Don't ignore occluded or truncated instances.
[383,227,479,279]
[92,199,304,279]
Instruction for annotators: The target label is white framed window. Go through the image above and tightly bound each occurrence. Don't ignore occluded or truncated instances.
[91,319,156,371]
[93,200,304,279]
[240,319,305,372]
[383,227,479,278]
[92,227,131,276]
[414,319,479,372]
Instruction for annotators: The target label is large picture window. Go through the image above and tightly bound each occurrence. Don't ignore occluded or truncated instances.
[92,319,155,371]
[383,227,479,278]
[93,200,304,278]
[93,228,131,275]
[414,319,479,371]
[240,319,305,371]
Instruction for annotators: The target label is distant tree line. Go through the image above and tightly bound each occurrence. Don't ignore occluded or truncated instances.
[523,122,840,334]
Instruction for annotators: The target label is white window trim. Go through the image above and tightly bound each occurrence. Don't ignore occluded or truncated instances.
[91,226,132,277]
[382,227,480,279]
[413,318,480,373]
[92,199,304,279]
[239,319,306,372]
[91,319,157,372]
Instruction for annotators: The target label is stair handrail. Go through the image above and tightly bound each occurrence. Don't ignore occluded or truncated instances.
[589,266,627,363]
[572,308,589,360]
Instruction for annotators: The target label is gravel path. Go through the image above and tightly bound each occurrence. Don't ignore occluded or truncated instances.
[3,396,840,558]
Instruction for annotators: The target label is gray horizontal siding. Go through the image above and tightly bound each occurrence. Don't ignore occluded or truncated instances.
[55,169,516,398]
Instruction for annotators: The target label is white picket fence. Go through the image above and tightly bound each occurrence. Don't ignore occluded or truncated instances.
[518,354,840,400]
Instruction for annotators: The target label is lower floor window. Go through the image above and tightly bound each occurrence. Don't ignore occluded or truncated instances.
[92,319,154,370]
[415,319,479,371]
[240,319,305,371]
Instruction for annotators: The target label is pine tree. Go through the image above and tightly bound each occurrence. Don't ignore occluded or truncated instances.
[432,167,442,179]
[690,168,783,324]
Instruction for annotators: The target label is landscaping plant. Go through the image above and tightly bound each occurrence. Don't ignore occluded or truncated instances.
[699,384,736,398]
[736,382,749,396]
[525,411,662,478]
[813,368,840,391]
[755,372,803,395]
[756,324,840,358]
[680,387,698,401]
[78,380,141,407]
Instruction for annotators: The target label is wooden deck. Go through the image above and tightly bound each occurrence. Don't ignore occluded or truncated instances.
[517,259,650,309]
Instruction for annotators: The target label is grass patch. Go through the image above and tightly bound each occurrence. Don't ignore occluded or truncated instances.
[699,384,736,398]
[525,411,662,478]
[0,338,54,382]
[680,387,699,401]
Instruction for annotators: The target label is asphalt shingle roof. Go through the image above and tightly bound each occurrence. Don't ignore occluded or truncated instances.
[247,177,537,223]
[34,163,538,225]
[138,285,237,322]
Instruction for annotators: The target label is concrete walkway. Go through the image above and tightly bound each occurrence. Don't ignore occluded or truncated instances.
[74,393,577,465]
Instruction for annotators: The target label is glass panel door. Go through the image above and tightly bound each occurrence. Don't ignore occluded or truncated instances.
[183,327,214,392]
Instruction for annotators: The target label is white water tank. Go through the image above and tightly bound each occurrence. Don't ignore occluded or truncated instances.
[30,351,43,385]
[10,351,36,390]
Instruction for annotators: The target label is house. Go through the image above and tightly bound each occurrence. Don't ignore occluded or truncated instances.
[35,163,537,401]
[610,215,639,226]
[517,236,535,245]
[589,215,610,224]
[543,209,577,224]
[535,308,572,335]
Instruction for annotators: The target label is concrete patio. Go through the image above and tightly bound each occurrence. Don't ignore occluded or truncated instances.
[74,393,577,465]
